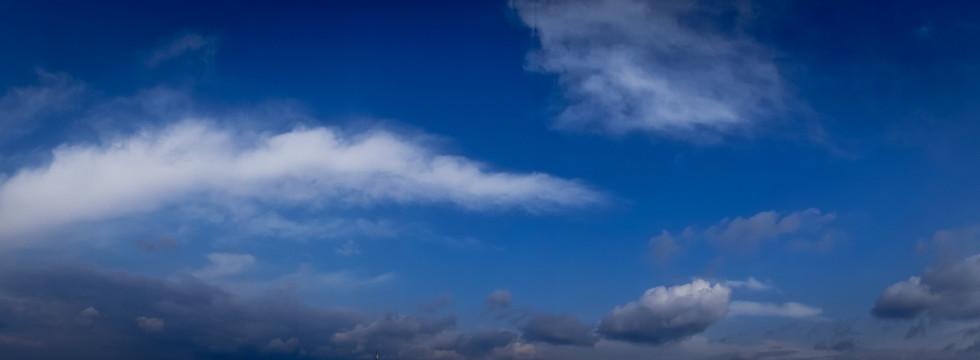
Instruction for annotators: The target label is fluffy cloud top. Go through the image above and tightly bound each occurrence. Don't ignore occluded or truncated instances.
[873,253,980,320]
[0,122,604,246]
[598,279,730,344]
[512,0,784,141]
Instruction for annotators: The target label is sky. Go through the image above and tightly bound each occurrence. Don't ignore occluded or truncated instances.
[1,0,980,359]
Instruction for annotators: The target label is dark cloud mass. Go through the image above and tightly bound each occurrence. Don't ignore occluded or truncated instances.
[0,266,526,360]
[872,254,980,320]
[520,313,598,347]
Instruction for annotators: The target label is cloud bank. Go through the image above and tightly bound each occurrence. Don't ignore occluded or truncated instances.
[512,0,785,141]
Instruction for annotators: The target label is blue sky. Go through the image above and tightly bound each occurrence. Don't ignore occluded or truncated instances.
[2,0,980,359]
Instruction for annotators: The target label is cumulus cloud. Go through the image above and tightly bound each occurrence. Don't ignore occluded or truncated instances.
[598,279,730,344]
[521,313,598,347]
[511,0,785,141]
[729,301,822,318]
[486,289,513,309]
[192,253,257,279]
[873,253,980,320]
[0,121,603,246]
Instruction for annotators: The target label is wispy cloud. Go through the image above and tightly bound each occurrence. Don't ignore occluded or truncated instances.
[512,0,785,142]
[0,70,86,140]
[0,120,604,247]
[649,209,839,260]
[729,301,822,318]
[146,33,217,68]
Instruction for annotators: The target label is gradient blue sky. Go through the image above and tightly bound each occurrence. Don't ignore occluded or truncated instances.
[2,1,980,359]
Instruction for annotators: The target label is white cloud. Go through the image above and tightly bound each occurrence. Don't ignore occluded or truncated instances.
[512,0,785,141]
[722,277,772,291]
[598,279,730,344]
[136,316,164,332]
[729,301,822,318]
[192,253,256,279]
[0,121,604,247]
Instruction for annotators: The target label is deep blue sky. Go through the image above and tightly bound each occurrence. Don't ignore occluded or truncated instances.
[2,1,980,359]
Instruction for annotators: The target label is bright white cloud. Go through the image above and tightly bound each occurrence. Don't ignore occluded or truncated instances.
[0,121,604,246]
[722,277,772,291]
[598,279,731,344]
[192,253,257,279]
[512,0,785,141]
[729,301,822,318]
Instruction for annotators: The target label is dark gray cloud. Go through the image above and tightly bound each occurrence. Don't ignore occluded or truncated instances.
[872,254,980,320]
[520,313,597,347]
[597,279,730,344]
[0,265,527,360]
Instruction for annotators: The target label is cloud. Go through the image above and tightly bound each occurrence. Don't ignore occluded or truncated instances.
[729,301,822,318]
[0,70,86,139]
[146,33,217,67]
[872,253,980,320]
[0,265,531,360]
[598,279,730,344]
[651,209,838,257]
[191,253,256,279]
[264,337,299,354]
[0,121,604,246]
[706,209,836,249]
[511,0,785,142]
[486,289,513,309]
[136,316,165,332]
[335,240,360,256]
[520,313,598,347]
[723,277,772,291]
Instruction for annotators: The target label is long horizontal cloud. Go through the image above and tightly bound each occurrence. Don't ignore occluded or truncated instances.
[729,301,822,318]
[0,121,604,245]
[511,0,785,141]
[650,209,838,260]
